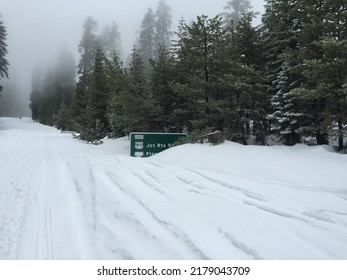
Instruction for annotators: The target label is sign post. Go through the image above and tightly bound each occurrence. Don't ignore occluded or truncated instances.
[130,132,187,157]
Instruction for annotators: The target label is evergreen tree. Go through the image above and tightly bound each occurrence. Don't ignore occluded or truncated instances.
[154,0,172,49]
[72,17,98,133]
[262,0,306,145]
[233,14,267,144]
[294,0,347,149]
[98,22,121,60]
[118,47,159,133]
[77,16,98,86]
[29,48,76,127]
[222,0,255,27]
[174,15,227,131]
[170,17,197,132]
[75,48,110,142]
[39,67,57,125]
[262,0,347,148]
[138,8,156,79]
[29,63,44,122]
[87,47,109,139]
[106,53,126,138]
[55,47,76,107]
[0,15,9,94]
[54,48,76,131]
[149,45,177,131]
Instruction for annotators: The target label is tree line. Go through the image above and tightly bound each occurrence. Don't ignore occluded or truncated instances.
[0,14,9,97]
[28,0,347,151]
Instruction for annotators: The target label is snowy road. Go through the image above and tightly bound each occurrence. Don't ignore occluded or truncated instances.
[0,117,347,259]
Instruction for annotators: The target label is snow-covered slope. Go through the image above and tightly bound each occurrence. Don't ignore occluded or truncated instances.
[0,117,346,259]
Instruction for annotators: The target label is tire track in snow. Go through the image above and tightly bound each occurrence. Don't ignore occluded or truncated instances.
[16,140,55,259]
[147,161,271,202]
[66,160,98,232]
[219,229,263,260]
[105,171,210,260]
[242,200,328,230]
[302,210,347,227]
[0,139,41,259]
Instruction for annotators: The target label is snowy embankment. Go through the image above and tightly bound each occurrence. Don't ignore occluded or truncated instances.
[0,117,346,260]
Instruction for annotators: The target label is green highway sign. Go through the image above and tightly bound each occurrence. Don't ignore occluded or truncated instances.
[130,132,187,157]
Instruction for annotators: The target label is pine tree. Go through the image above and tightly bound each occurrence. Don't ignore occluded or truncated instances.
[138,8,156,79]
[39,67,57,125]
[150,45,177,131]
[29,49,76,127]
[222,0,255,27]
[107,54,126,138]
[29,63,44,121]
[175,15,227,131]
[170,17,197,132]
[294,0,347,149]
[72,17,98,133]
[154,0,172,49]
[0,15,9,94]
[55,47,76,107]
[78,48,109,141]
[233,14,267,144]
[77,17,98,85]
[262,0,307,145]
[98,22,121,60]
[118,47,159,133]
[89,48,109,133]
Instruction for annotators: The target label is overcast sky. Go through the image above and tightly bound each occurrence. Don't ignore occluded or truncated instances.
[1,0,265,109]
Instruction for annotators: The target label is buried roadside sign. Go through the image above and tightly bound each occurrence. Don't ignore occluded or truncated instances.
[130,132,187,157]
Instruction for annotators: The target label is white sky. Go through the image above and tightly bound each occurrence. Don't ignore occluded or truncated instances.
[1,0,265,103]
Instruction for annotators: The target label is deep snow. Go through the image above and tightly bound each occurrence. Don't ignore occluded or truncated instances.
[0,117,346,259]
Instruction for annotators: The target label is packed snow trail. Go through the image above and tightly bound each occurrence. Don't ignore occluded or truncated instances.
[0,118,97,259]
[0,117,347,259]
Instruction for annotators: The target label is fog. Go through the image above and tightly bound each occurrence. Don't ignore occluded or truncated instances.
[1,0,264,117]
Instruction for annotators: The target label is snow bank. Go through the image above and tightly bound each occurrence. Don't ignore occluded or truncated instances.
[0,117,346,260]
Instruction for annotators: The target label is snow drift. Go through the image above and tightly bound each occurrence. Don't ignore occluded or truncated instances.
[0,117,346,259]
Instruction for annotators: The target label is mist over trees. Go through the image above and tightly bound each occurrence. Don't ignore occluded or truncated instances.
[221,0,255,27]
[29,48,76,125]
[137,0,172,79]
[0,14,9,95]
[0,80,30,117]
[26,0,347,151]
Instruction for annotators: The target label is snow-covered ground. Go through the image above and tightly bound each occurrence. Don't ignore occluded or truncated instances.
[0,117,346,260]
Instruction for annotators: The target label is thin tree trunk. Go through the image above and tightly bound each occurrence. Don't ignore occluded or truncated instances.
[338,120,344,152]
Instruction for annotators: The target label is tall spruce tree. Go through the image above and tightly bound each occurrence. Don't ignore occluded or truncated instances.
[150,45,176,131]
[176,15,227,131]
[0,15,9,95]
[29,63,44,121]
[233,14,267,144]
[98,22,121,60]
[72,17,98,132]
[55,47,76,107]
[294,0,347,149]
[86,47,109,140]
[54,48,76,131]
[118,47,159,133]
[77,17,98,86]
[29,49,76,126]
[154,0,172,49]
[222,0,255,27]
[262,0,307,145]
[107,53,126,138]
[170,17,197,132]
[138,8,156,79]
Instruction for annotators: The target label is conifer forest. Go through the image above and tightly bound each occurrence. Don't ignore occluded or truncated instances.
[2,0,346,151]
